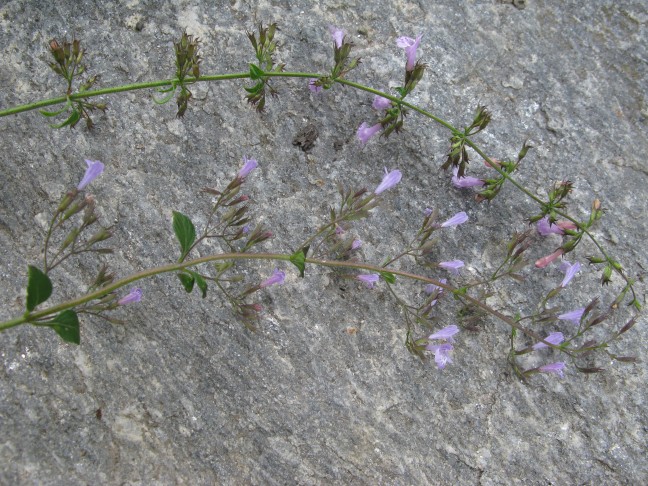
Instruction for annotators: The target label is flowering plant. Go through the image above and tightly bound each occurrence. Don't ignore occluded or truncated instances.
[0,23,640,381]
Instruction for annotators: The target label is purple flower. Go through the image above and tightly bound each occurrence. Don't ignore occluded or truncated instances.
[357,122,382,145]
[238,156,258,179]
[424,208,433,217]
[439,260,464,275]
[532,331,565,350]
[558,307,585,325]
[452,167,485,188]
[308,79,323,93]
[428,324,459,343]
[351,239,362,250]
[372,95,392,110]
[77,159,104,190]
[538,362,566,378]
[537,216,577,236]
[357,273,380,288]
[537,216,563,236]
[374,168,402,195]
[396,33,423,71]
[440,211,469,228]
[260,268,285,288]
[427,343,454,369]
[424,278,447,295]
[117,287,142,305]
[329,26,345,48]
[559,260,581,287]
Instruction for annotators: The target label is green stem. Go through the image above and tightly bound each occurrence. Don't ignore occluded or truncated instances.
[1,251,554,348]
[0,69,633,297]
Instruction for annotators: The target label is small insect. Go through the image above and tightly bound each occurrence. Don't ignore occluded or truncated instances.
[95,408,102,421]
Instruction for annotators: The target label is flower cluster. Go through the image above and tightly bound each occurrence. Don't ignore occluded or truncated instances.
[426,325,460,369]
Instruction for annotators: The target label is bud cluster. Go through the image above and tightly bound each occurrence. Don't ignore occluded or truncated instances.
[173,31,202,117]
[44,38,106,128]
[245,23,285,111]
[442,105,492,177]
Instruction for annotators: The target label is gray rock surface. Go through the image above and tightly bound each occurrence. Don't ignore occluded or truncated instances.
[0,0,646,483]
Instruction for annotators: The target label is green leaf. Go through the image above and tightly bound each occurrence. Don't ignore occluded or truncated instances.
[172,211,196,259]
[243,81,264,94]
[36,310,80,344]
[187,270,208,298]
[289,246,309,278]
[379,271,396,284]
[26,265,53,312]
[39,106,69,117]
[249,63,265,80]
[50,109,80,129]
[177,272,195,293]
[153,89,176,104]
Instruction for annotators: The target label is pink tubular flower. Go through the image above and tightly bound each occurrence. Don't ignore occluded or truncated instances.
[538,362,566,378]
[439,260,464,275]
[535,249,564,269]
[118,287,143,305]
[559,260,581,287]
[308,79,323,93]
[77,159,104,190]
[357,122,382,145]
[452,167,485,188]
[329,26,345,48]
[238,156,258,179]
[260,268,285,288]
[396,33,423,71]
[372,95,392,110]
[532,331,565,350]
[428,324,459,343]
[558,307,585,325]
[357,273,380,288]
[440,211,469,228]
[374,168,402,195]
[427,343,454,369]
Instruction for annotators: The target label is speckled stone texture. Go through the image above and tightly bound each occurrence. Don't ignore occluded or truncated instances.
[0,0,646,484]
